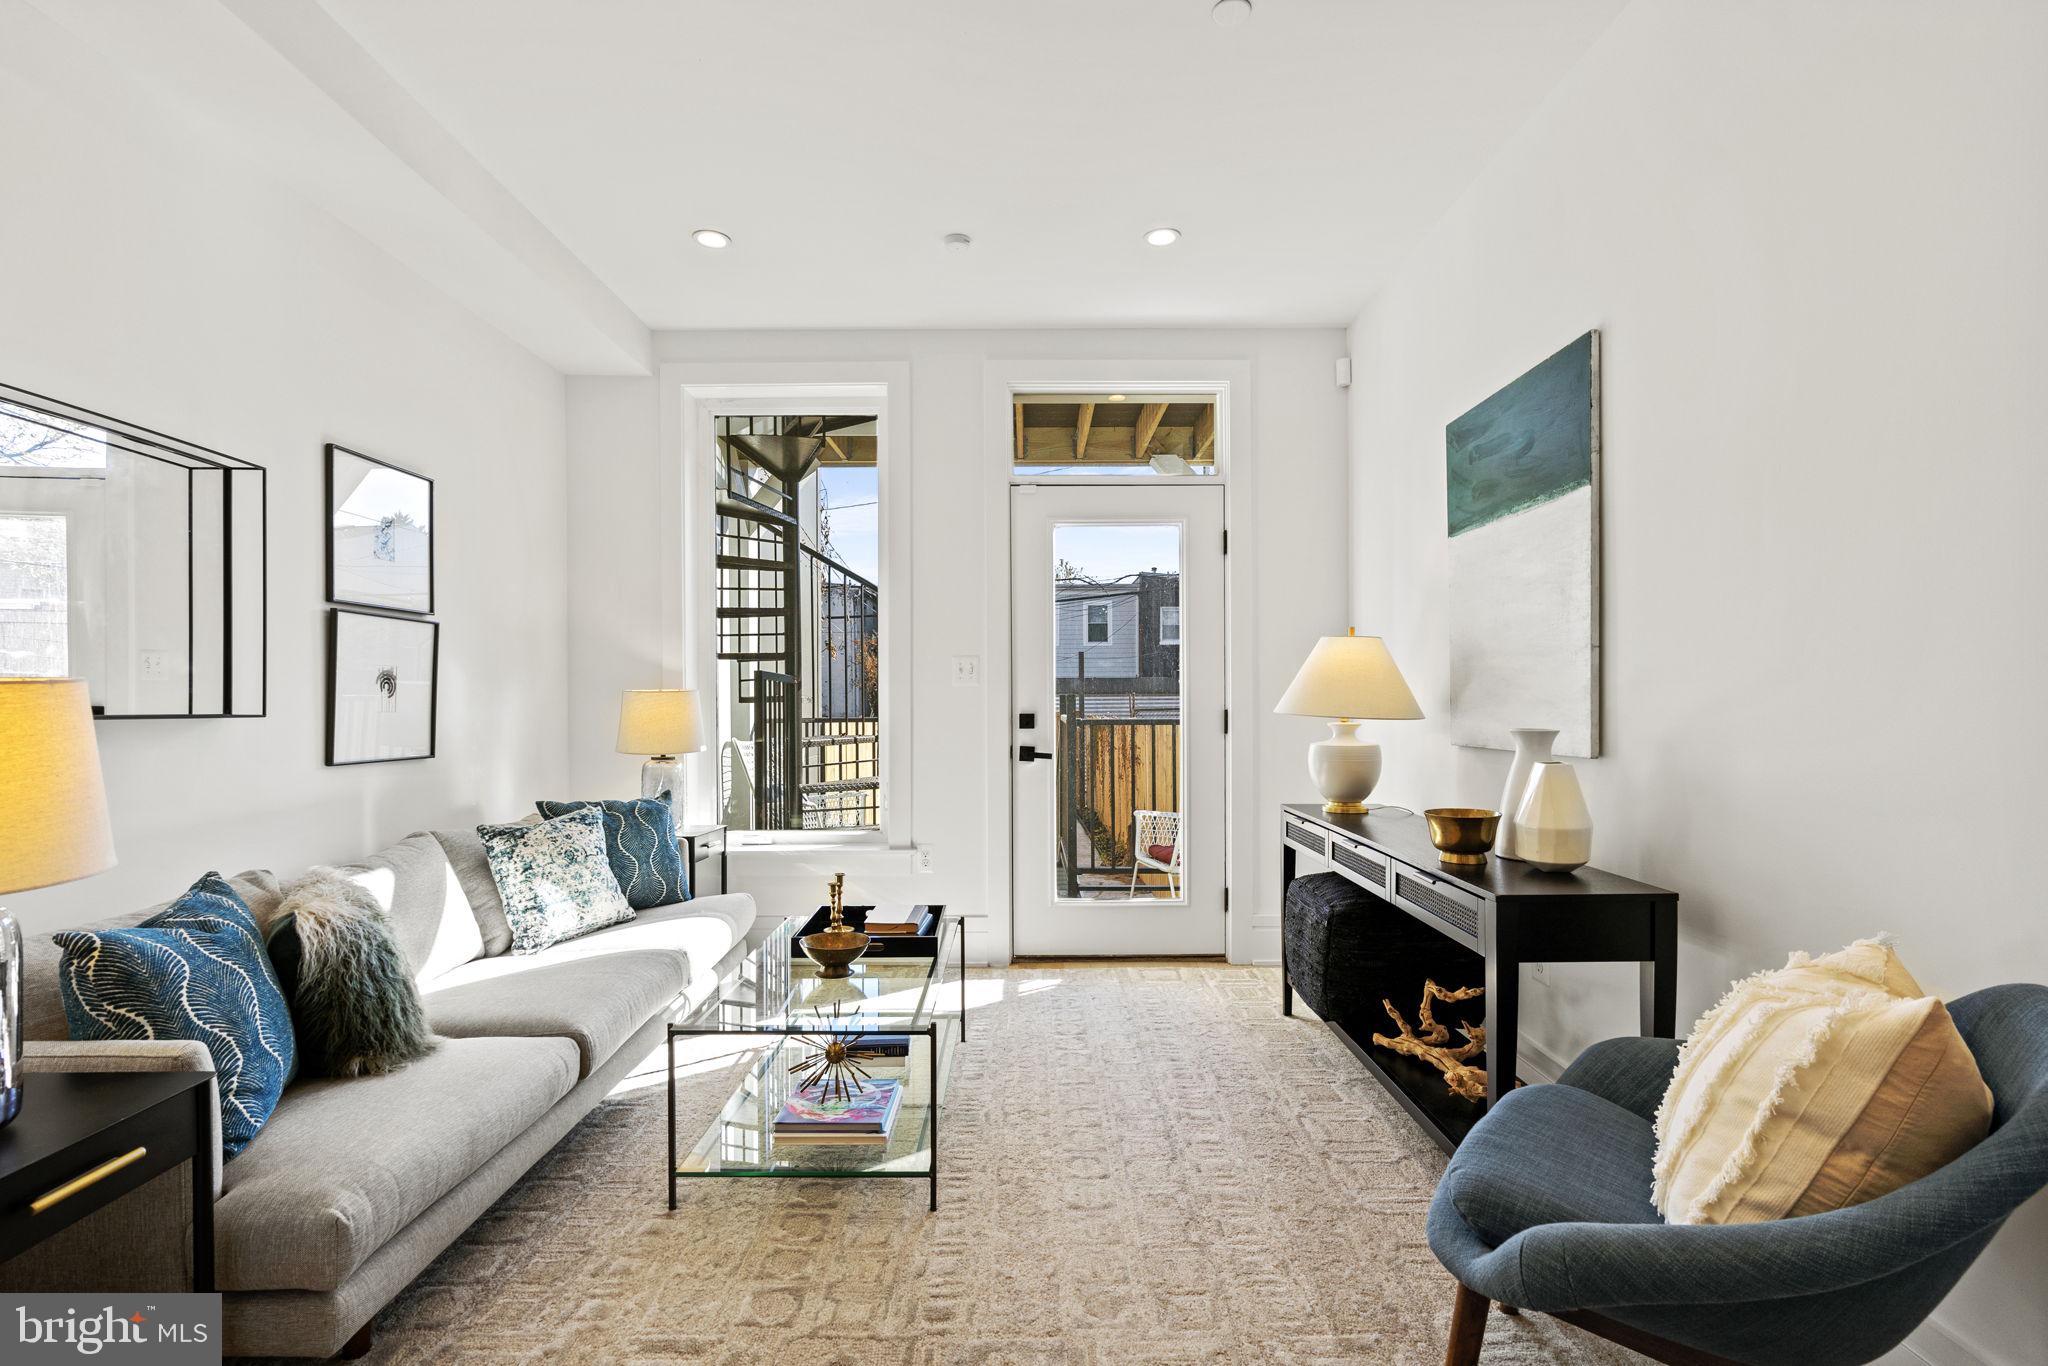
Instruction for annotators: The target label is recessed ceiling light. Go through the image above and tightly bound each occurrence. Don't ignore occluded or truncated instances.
[1145,226,1181,247]
[944,232,973,251]
[1212,0,1253,28]
[692,228,731,249]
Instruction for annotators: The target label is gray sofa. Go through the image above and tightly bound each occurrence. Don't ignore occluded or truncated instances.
[0,821,757,1359]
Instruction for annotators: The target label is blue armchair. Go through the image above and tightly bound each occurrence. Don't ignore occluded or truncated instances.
[1429,984,2048,1366]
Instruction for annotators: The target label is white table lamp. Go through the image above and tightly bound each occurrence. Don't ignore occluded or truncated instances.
[1273,629,1423,813]
[0,678,116,1128]
[616,689,706,809]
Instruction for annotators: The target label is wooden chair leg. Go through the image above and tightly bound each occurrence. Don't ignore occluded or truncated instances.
[1445,1281,1489,1366]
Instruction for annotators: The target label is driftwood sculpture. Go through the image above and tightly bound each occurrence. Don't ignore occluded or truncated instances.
[1371,980,1487,1102]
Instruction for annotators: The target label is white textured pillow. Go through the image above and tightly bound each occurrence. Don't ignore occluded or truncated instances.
[478,808,634,955]
[1652,938,1991,1225]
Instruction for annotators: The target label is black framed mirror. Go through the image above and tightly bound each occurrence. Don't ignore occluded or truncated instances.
[0,382,266,717]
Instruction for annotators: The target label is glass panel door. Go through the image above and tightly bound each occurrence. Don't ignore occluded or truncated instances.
[1011,485,1224,957]
[1050,523,1184,901]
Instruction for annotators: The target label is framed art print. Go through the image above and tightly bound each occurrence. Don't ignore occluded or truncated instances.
[327,444,434,614]
[1444,330,1601,758]
[327,608,438,765]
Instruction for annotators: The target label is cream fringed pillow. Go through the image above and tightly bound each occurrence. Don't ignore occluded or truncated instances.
[1652,939,1992,1225]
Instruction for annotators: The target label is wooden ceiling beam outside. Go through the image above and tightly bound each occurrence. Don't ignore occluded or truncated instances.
[1133,403,1168,461]
[1074,402,1095,460]
[1193,405,1215,462]
[1014,403,1024,462]
[1017,425,1212,464]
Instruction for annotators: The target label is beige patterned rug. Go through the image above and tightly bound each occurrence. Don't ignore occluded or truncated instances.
[348,964,1638,1364]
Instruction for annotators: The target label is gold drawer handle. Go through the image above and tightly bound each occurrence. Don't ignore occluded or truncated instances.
[31,1146,148,1214]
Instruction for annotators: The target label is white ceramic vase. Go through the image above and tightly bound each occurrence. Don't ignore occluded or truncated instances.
[1493,727,1558,860]
[1513,760,1593,872]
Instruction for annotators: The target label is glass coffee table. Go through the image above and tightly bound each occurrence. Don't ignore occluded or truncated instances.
[667,912,965,1210]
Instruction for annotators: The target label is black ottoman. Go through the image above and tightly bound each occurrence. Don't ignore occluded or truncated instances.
[1282,872,1482,1029]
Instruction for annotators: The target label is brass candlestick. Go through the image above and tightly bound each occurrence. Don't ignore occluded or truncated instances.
[800,872,869,978]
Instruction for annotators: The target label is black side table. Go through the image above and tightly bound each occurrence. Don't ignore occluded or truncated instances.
[0,1071,216,1290]
[679,823,728,897]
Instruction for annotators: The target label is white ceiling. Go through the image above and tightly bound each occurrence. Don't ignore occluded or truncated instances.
[313,0,1627,334]
[18,0,1626,366]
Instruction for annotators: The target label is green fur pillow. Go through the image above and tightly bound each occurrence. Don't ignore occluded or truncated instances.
[267,869,438,1077]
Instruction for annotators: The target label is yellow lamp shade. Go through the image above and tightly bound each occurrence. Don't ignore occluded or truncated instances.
[1273,632,1424,721]
[0,678,115,895]
[616,689,705,757]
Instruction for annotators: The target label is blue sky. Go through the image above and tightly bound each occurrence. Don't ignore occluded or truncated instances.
[1054,523,1180,582]
[819,467,878,579]
[817,470,1181,585]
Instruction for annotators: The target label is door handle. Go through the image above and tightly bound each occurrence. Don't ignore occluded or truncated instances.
[1017,745,1053,762]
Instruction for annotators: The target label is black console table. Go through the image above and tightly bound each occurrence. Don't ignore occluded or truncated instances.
[1281,802,1678,1153]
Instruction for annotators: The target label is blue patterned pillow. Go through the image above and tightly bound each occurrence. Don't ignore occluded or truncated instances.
[535,797,690,908]
[483,808,636,953]
[54,873,297,1159]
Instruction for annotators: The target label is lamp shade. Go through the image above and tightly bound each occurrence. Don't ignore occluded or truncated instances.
[1273,632,1424,721]
[0,678,115,895]
[616,689,706,757]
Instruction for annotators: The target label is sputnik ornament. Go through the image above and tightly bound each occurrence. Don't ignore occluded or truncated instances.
[790,1002,888,1104]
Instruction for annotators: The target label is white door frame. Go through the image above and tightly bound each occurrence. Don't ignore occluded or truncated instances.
[979,359,1258,965]
[1010,483,1226,955]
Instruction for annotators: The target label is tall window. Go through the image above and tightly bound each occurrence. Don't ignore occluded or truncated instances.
[1159,605,1180,645]
[1086,602,1109,642]
[0,513,67,677]
[712,414,880,835]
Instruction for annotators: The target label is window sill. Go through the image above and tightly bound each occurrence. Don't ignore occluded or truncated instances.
[728,833,893,854]
[726,836,923,877]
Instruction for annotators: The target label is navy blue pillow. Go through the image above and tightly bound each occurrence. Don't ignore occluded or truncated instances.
[54,873,297,1159]
[535,797,690,908]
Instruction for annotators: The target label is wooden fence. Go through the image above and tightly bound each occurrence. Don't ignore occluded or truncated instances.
[1056,702,1182,895]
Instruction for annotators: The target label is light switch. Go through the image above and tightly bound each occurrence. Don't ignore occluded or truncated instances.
[952,655,980,686]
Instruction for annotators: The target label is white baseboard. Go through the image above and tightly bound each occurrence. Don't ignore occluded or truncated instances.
[1891,1314,1989,1366]
[1516,1036,1572,1085]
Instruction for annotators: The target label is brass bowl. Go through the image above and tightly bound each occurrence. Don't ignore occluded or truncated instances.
[1425,808,1501,868]
[800,929,871,978]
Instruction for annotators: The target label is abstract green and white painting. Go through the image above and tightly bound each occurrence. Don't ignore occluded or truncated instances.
[1445,331,1600,757]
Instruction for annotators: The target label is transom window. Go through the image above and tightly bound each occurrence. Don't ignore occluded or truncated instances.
[1012,393,1218,478]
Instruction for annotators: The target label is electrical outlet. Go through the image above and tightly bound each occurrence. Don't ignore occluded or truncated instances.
[914,845,934,873]
[139,650,170,681]
[951,655,980,687]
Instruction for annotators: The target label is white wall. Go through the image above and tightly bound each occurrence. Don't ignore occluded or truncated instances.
[567,328,1347,964]
[1345,2,2047,1361]
[0,32,572,932]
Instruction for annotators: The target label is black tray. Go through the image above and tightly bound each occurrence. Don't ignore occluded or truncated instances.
[791,904,945,959]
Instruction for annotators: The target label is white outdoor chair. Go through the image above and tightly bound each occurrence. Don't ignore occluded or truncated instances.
[1130,810,1182,897]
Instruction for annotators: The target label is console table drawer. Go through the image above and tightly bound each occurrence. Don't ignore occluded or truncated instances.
[1328,835,1390,895]
[1283,816,1328,874]
[1390,862,1484,951]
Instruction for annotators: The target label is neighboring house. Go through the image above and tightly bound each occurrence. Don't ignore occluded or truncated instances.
[1055,570,1179,699]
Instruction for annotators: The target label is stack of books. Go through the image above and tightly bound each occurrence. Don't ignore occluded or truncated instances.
[772,1078,903,1145]
[860,906,936,936]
